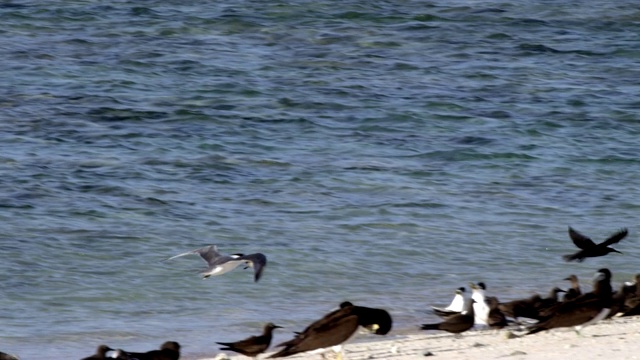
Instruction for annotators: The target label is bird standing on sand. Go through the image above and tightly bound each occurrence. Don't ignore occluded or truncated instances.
[80,345,113,360]
[526,268,613,335]
[563,275,582,302]
[471,282,489,327]
[563,227,628,262]
[166,245,267,282]
[111,341,180,360]
[432,287,467,318]
[217,322,282,358]
[421,299,476,334]
[269,302,392,359]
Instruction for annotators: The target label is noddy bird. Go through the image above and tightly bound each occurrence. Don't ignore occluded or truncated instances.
[563,227,628,262]
[217,322,282,358]
[421,299,476,334]
[527,268,613,335]
[563,275,582,302]
[432,287,467,318]
[486,296,509,329]
[80,345,113,360]
[166,245,267,282]
[112,341,180,360]
[268,302,392,359]
[0,352,20,360]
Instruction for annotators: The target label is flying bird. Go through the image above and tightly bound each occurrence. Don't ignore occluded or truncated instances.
[166,245,267,282]
[563,227,628,262]
[80,345,113,360]
[431,287,467,318]
[421,299,475,334]
[111,341,180,360]
[268,302,392,359]
[217,322,282,358]
[526,268,613,335]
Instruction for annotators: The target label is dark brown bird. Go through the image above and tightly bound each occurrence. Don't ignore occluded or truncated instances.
[563,274,582,302]
[268,302,392,359]
[0,352,20,360]
[499,287,564,321]
[217,322,282,358]
[563,227,628,262]
[527,268,613,335]
[80,345,113,360]
[113,341,180,360]
[421,299,475,334]
[486,296,508,329]
[620,274,640,317]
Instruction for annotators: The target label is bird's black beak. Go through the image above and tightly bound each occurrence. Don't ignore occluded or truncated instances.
[274,325,283,329]
[614,249,623,254]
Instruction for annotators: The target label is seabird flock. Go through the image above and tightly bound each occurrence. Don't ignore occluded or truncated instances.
[5,226,636,359]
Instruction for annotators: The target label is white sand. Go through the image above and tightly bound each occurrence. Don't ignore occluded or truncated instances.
[198,316,640,360]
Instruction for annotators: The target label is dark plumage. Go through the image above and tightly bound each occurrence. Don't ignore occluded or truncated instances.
[0,352,20,360]
[421,299,475,334]
[486,297,508,329]
[431,287,466,319]
[80,345,113,360]
[563,275,582,302]
[563,227,628,262]
[113,341,180,360]
[268,302,392,358]
[217,322,282,358]
[620,274,640,317]
[527,268,613,335]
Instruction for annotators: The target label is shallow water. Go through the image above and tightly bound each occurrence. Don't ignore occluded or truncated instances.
[1,0,640,358]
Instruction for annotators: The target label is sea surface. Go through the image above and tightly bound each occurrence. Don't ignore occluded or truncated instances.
[2,0,640,358]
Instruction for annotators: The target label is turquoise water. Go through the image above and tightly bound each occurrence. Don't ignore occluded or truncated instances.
[2,1,640,358]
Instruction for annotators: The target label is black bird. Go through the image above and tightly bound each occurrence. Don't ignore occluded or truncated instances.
[527,268,613,335]
[432,287,466,318]
[217,322,282,358]
[563,274,582,302]
[620,274,640,317]
[563,227,628,262]
[421,299,475,334]
[0,352,20,360]
[268,302,392,359]
[113,341,180,360]
[486,297,508,329]
[80,345,113,360]
[166,245,267,282]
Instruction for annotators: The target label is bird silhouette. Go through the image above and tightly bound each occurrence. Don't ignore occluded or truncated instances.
[111,341,180,360]
[217,322,282,358]
[80,345,113,360]
[563,227,628,262]
[421,299,476,334]
[269,302,391,359]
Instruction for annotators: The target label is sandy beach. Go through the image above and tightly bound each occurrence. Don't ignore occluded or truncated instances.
[199,316,640,360]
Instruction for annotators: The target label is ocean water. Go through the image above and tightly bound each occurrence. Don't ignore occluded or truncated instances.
[2,0,640,358]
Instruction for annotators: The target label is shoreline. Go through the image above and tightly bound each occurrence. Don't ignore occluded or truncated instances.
[194,315,640,360]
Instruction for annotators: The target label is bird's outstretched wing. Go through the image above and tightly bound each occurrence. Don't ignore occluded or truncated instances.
[165,245,222,265]
[568,227,596,249]
[601,228,628,247]
[240,253,267,282]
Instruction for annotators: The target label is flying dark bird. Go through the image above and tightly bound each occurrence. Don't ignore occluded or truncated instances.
[563,274,582,302]
[527,268,613,335]
[563,227,628,262]
[432,287,467,318]
[166,245,267,282]
[0,352,20,360]
[217,322,282,358]
[112,341,180,360]
[421,299,475,334]
[80,345,113,360]
[268,302,392,359]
